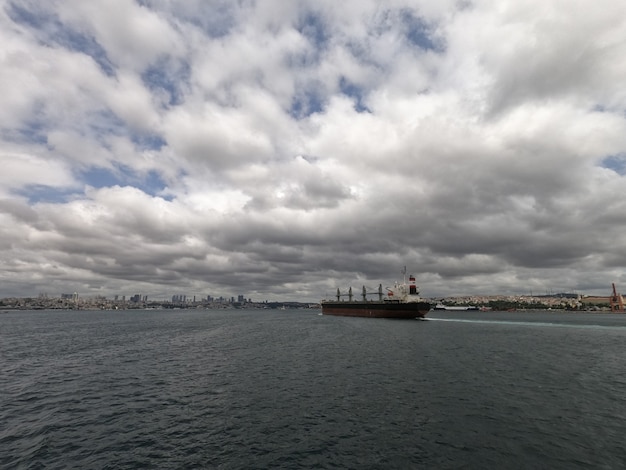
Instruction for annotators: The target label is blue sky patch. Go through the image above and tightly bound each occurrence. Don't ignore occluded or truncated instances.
[3,119,49,145]
[138,0,236,38]
[7,2,115,76]
[188,3,237,38]
[297,11,330,49]
[371,8,443,54]
[131,133,167,152]
[15,185,77,205]
[81,167,124,188]
[141,58,190,106]
[57,27,116,76]
[140,170,172,200]
[339,77,371,113]
[600,155,626,175]
[79,164,171,199]
[289,83,325,119]
[87,110,127,143]
[84,110,166,153]
[400,10,444,53]
[85,109,166,152]
[288,11,330,68]
[7,2,50,30]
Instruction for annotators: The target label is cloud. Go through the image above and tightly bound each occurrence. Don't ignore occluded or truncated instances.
[1,0,626,301]
[0,153,75,195]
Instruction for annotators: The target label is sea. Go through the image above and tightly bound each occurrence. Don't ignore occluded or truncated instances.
[1,309,626,469]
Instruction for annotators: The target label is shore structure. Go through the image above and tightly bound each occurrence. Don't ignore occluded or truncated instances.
[321,272,431,319]
[610,283,625,312]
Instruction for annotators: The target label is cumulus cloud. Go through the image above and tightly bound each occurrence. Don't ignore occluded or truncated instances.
[1,0,626,301]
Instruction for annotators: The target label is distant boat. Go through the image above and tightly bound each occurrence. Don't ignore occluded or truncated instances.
[321,273,430,319]
[434,304,479,311]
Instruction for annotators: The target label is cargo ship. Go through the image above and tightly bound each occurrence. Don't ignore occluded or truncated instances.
[321,273,430,319]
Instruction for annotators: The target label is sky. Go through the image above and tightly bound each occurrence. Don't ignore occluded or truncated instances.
[1,0,626,302]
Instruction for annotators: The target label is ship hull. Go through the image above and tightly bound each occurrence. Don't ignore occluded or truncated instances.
[321,301,431,319]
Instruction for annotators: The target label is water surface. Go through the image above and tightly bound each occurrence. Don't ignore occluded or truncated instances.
[2,309,625,469]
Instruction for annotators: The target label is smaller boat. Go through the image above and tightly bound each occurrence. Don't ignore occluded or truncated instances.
[434,304,479,311]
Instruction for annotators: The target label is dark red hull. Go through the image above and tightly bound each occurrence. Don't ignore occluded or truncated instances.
[321,301,430,319]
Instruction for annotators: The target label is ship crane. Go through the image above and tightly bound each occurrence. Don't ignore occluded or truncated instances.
[361,285,384,302]
[335,287,354,302]
[610,283,625,313]
[334,285,386,302]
